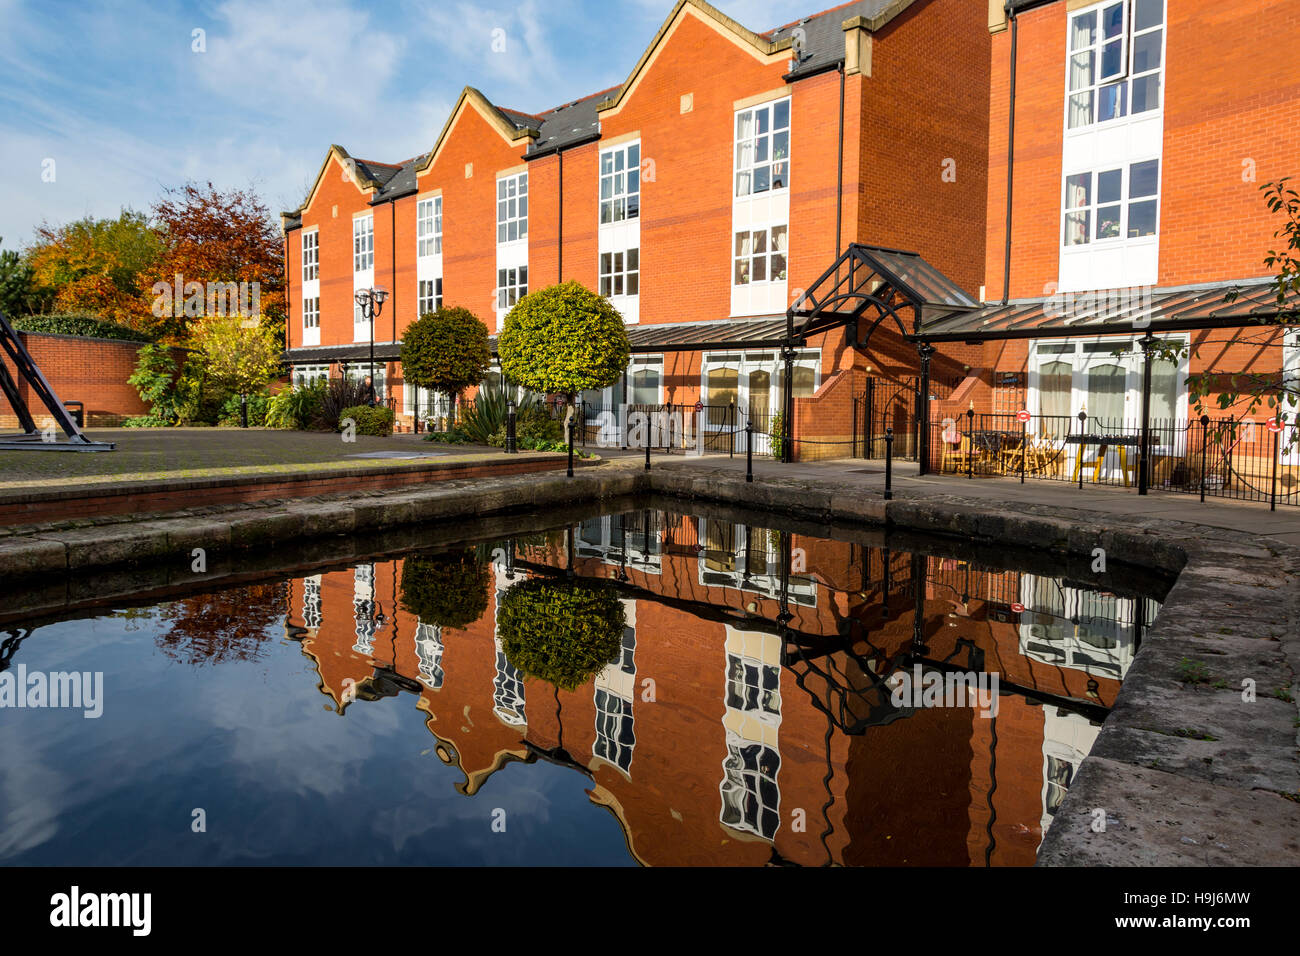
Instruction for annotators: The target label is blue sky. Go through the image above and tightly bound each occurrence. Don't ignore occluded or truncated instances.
[0,0,822,250]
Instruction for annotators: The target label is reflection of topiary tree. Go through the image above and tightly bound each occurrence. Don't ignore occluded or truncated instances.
[497,578,626,691]
[400,550,491,631]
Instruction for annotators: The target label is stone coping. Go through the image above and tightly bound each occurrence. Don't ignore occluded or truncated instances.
[0,457,1294,865]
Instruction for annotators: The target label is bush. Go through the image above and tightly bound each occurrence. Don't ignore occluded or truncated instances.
[497,578,626,690]
[266,380,326,430]
[217,391,271,427]
[316,377,371,431]
[399,550,491,630]
[127,343,180,423]
[12,313,154,342]
[122,415,170,428]
[172,356,230,426]
[424,428,471,444]
[459,384,542,445]
[400,306,491,403]
[339,404,394,437]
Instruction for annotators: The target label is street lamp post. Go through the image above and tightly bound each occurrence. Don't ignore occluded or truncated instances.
[354,288,389,405]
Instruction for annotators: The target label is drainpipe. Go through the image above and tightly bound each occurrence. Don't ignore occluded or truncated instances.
[1002,2,1018,305]
[836,58,845,257]
[558,148,564,281]
[390,202,397,345]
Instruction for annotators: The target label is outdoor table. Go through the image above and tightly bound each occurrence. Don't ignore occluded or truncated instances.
[1065,434,1140,486]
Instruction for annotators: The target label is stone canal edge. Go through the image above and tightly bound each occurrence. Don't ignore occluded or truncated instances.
[1,456,1296,867]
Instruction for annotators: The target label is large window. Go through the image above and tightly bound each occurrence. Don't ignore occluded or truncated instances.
[293,364,329,389]
[353,215,374,273]
[418,278,442,316]
[417,197,442,257]
[497,266,527,310]
[301,230,318,281]
[1032,337,1183,429]
[735,98,790,197]
[733,226,788,285]
[1066,0,1164,129]
[629,355,662,406]
[496,172,528,244]
[599,248,639,298]
[302,297,320,330]
[1063,159,1159,246]
[600,143,640,223]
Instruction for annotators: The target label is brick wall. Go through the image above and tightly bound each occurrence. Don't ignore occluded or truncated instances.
[0,333,187,428]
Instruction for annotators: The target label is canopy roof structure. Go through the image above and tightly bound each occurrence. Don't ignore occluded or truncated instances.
[915,277,1297,343]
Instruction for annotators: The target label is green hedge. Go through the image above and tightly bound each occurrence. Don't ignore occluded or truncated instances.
[339,404,395,437]
[11,313,154,343]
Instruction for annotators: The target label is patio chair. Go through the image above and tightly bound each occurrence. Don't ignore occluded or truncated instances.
[941,436,979,474]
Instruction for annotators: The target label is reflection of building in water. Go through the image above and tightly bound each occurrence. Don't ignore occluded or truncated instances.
[593,601,637,775]
[352,564,378,655]
[281,512,1162,867]
[720,626,782,840]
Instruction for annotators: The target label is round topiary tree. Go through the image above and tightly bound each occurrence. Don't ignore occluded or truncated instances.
[399,549,492,631]
[496,281,630,432]
[496,578,626,691]
[400,306,491,419]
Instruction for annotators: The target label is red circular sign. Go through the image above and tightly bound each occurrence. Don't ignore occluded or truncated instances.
[1016,410,1031,423]
[1010,602,1026,613]
[1267,417,1282,434]
[694,401,703,413]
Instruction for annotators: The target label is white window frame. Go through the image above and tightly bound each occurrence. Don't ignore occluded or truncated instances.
[496,172,528,245]
[1065,0,1165,131]
[353,215,374,273]
[732,225,788,286]
[497,266,527,311]
[1062,158,1160,248]
[734,97,791,198]
[599,248,639,298]
[293,363,329,389]
[301,229,319,281]
[417,196,442,257]
[418,278,442,316]
[599,142,641,224]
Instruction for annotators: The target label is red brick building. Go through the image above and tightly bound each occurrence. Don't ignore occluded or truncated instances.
[281,0,990,456]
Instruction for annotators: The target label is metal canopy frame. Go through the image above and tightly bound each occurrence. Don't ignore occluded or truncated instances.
[779,243,979,463]
[0,309,116,452]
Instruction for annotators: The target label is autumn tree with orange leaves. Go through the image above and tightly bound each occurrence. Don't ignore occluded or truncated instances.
[144,182,285,343]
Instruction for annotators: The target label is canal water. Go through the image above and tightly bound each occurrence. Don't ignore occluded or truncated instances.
[0,501,1169,866]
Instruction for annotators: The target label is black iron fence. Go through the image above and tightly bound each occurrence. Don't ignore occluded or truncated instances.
[576,401,785,457]
[927,411,1300,508]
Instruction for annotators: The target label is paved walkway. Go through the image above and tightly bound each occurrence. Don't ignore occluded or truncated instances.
[647,452,1300,546]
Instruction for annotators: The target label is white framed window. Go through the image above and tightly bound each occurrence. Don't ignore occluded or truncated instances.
[629,355,663,407]
[1066,0,1164,129]
[344,362,385,401]
[293,363,329,389]
[417,197,442,257]
[301,230,319,281]
[599,143,641,224]
[302,297,320,330]
[497,266,527,310]
[1063,159,1159,247]
[733,226,788,285]
[734,98,790,197]
[353,215,374,273]
[599,248,639,297]
[496,172,528,244]
[418,278,442,316]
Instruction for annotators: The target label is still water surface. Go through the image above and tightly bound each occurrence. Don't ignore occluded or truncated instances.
[0,503,1167,866]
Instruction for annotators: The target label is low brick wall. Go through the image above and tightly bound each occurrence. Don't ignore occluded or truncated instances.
[0,332,186,428]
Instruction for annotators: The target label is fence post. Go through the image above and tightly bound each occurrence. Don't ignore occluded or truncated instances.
[506,399,517,454]
[1200,414,1209,503]
[1020,418,1027,484]
[729,401,735,459]
[885,427,894,501]
[1271,422,1280,512]
[567,419,575,478]
[966,405,975,479]
[645,439,651,472]
[1077,410,1088,490]
[746,421,754,483]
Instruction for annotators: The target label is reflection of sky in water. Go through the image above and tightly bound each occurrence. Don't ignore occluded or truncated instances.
[0,611,633,866]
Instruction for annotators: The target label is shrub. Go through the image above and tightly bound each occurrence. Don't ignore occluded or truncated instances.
[423,428,471,444]
[400,306,491,409]
[122,415,170,428]
[172,355,230,426]
[218,390,271,427]
[459,383,540,445]
[497,578,626,691]
[339,404,394,437]
[11,313,154,342]
[126,343,180,423]
[266,380,326,430]
[316,377,371,431]
[497,282,630,403]
[399,550,492,630]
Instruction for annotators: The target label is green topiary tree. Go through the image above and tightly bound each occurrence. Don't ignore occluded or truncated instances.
[496,281,629,432]
[496,577,626,691]
[401,306,491,419]
[399,549,492,631]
